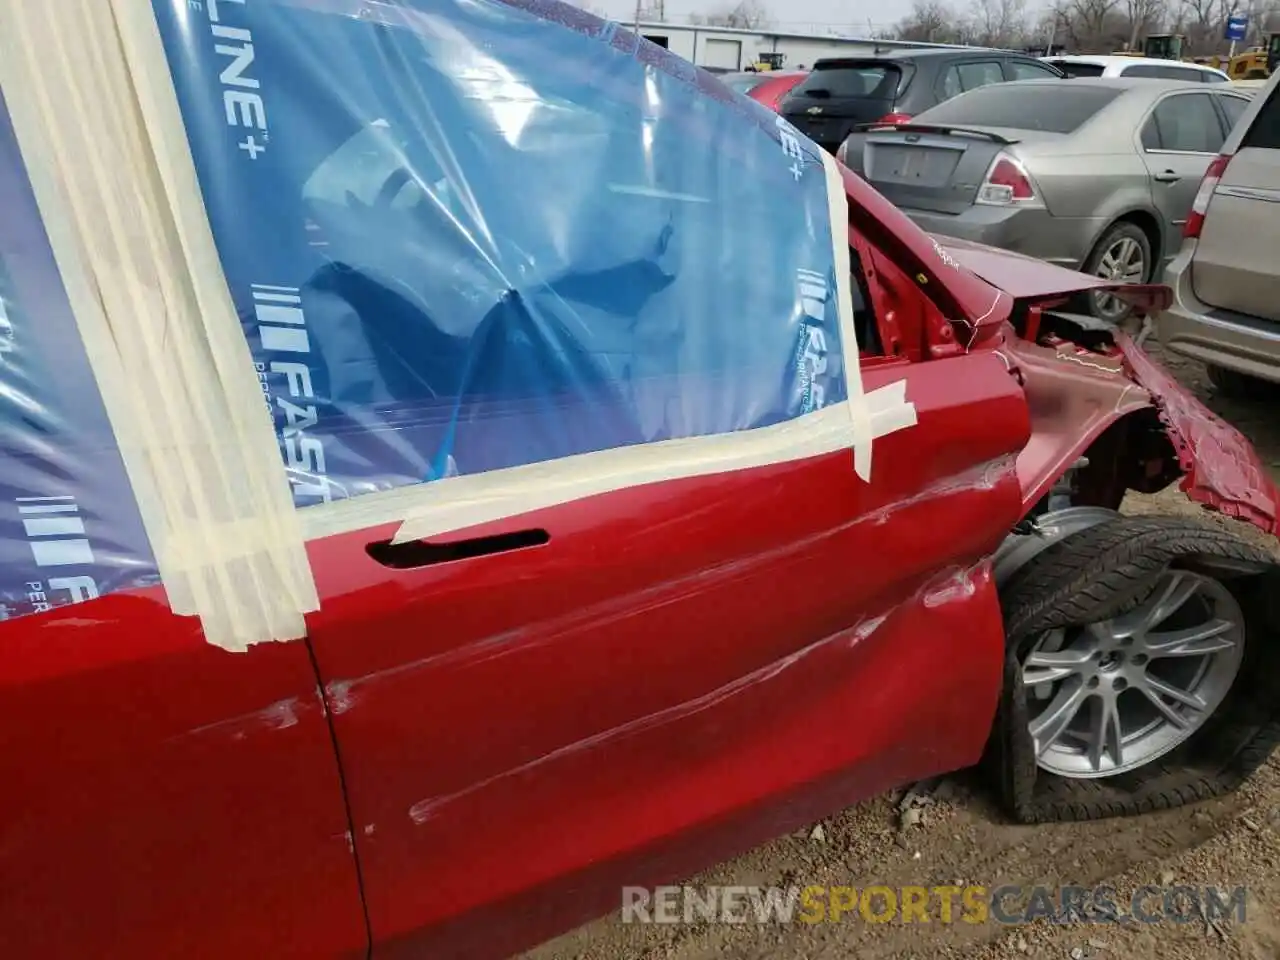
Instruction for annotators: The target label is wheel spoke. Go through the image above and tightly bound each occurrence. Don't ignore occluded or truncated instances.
[1141,673,1206,713]
[1029,682,1090,756]
[1137,680,1192,729]
[1143,618,1236,658]
[1140,571,1200,632]
[1086,695,1123,772]
[1022,647,1093,686]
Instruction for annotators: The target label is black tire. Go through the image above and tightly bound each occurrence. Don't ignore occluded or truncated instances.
[987,515,1280,824]
[1206,363,1277,401]
[1080,222,1153,323]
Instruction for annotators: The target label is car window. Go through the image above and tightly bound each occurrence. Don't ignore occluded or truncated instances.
[957,61,1006,91]
[1147,93,1226,152]
[793,62,909,99]
[1219,94,1250,132]
[1241,82,1280,149]
[154,4,854,507]
[849,247,880,355]
[938,65,963,100]
[1140,115,1160,150]
[1006,59,1062,80]
[916,82,1123,133]
[1045,59,1105,78]
[0,103,161,621]
[1123,64,1206,81]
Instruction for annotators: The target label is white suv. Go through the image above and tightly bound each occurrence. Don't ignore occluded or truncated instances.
[1044,55,1230,83]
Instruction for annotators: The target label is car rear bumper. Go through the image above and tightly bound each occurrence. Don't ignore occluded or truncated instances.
[899,206,1104,269]
[1158,243,1280,383]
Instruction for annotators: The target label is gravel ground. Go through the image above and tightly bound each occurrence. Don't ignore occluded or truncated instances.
[523,341,1280,960]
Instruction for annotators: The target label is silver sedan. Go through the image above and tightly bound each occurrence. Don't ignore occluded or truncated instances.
[837,77,1252,320]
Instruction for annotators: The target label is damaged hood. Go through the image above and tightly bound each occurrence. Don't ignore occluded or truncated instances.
[934,234,1172,314]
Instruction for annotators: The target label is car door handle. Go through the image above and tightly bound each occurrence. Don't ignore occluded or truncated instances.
[1153,171,1181,183]
[366,527,550,569]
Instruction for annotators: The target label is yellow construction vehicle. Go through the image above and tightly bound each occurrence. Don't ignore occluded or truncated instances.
[1204,33,1280,79]
[1142,34,1186,60]
[748,53,786,72]
[1111,34,1185,59]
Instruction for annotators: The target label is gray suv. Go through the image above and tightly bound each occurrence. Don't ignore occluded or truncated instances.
[1157,70,1280,396]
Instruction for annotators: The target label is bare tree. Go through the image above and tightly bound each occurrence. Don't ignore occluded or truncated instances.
[892,0,963,42]
[1125,0,1168,47]
[968,0,1030,45]
[1067,0,1122,48]
[690,0,768,28]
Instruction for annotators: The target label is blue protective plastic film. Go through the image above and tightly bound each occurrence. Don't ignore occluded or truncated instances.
[151,0,848,509]
[0,91,160,621]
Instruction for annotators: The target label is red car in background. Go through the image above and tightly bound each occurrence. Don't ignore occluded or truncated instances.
[723,69,809,110]
[2,2,1280,960]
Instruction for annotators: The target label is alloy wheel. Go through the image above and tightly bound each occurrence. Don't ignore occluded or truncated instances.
[1022,568,1245,779]
[1090,235,1146,320]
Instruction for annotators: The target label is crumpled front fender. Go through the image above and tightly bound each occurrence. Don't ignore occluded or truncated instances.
[1116,333,1279,535]
[1003,332,1279,538]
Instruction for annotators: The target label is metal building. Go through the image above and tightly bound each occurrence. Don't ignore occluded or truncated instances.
[630,21,966,71]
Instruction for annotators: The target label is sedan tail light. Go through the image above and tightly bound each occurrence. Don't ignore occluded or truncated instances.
[1183,153,1232,240]
[875,112,913,125]
[976,153,1040,206]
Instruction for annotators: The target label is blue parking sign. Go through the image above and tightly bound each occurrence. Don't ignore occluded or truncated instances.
[1226,15,1248,41]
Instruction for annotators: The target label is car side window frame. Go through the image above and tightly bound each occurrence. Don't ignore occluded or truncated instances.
[1002,58,1063,81]
[848,243,883,356]
[955,59,1007,92]
[934,62,964,102]
[1212,93,1251,137]
[1139,91,1227,156]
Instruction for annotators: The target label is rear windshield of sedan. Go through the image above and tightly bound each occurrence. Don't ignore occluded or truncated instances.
[917,83,1123,133]
[792,61,911,98]
[1045,59,1105,78]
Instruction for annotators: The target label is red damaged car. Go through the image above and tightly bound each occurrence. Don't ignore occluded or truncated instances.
[723,69,810,111]
[0,2,1278,959]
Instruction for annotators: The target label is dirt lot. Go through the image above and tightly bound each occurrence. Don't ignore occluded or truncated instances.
[524,342,1280,960]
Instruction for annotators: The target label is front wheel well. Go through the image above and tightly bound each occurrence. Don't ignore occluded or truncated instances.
[1101,210,1164,274]
[1027,409,1182,518]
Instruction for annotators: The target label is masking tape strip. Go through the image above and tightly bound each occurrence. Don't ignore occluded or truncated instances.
[0,0,318,652]
[294,380,916,546]
[818,148,876,483]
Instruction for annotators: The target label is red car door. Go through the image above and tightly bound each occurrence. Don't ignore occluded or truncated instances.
[304,239,1031,959]
[0,94,368,959]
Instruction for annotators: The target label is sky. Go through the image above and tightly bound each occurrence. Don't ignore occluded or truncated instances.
[587,0,932,37]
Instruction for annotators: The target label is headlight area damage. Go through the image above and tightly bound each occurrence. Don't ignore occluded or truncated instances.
[934,235,1280,824]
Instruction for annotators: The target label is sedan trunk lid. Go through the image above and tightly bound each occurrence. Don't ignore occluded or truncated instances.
[846,124,1019,215]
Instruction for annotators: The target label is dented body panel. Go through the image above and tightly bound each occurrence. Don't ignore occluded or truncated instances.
[307,356,1030,959]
